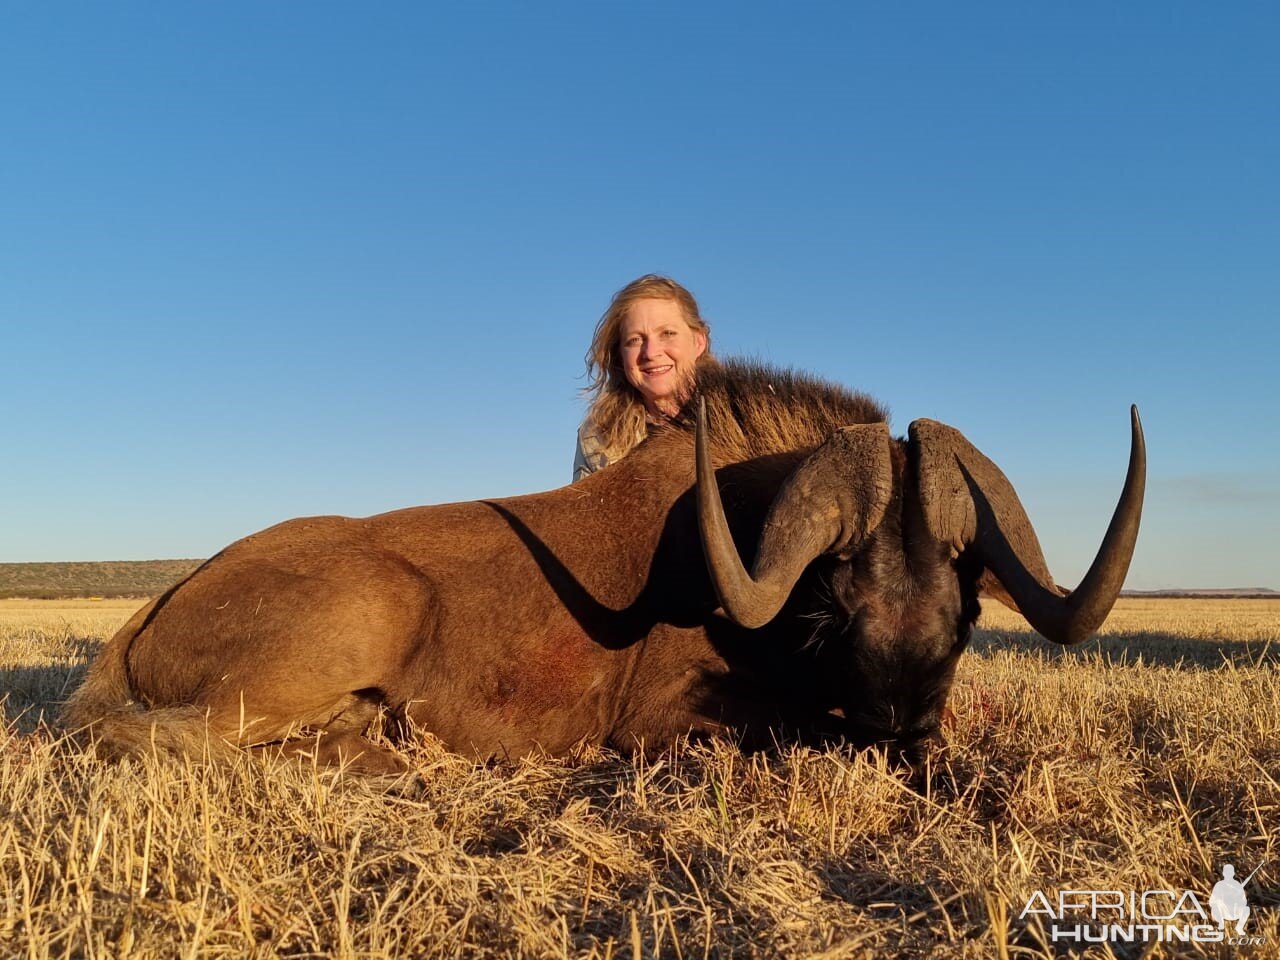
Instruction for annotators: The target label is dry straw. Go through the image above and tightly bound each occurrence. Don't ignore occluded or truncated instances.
[1,597,1276,958]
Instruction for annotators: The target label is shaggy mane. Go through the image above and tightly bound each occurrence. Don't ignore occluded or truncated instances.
[669,357,888,463]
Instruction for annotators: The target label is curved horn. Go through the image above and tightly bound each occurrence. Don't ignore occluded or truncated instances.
[912,406,1145,645]
[696,396,893,628]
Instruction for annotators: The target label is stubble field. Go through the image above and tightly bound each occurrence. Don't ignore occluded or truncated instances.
[1,597,1277,958]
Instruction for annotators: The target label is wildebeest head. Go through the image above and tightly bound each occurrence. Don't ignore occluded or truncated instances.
[696,396,1146,760]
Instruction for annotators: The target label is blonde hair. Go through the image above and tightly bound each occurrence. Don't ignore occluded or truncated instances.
[583,275,713,463]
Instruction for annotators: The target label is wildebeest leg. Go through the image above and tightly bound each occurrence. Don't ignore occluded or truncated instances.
[246,690,410,775]
[118,560,435,769]
[254,730,408,776]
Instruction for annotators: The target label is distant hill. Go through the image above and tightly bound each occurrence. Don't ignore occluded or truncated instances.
[0,559,1274,601]
[0,560,204,599]
[1122,588,1278,599]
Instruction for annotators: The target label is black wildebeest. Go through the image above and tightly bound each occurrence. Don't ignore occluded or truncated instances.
[66,359,1144,772]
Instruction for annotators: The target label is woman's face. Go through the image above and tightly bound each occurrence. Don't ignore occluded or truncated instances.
[618,298,708,417]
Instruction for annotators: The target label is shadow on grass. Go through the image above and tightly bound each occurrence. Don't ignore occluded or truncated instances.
[971,626,1278,670]
[1,637,99,734]
[815,858,989,950]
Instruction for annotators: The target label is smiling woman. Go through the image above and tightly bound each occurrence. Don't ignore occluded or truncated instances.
[574,275,713,481]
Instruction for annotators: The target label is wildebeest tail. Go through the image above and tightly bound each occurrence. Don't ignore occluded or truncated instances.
[61,598,237,762]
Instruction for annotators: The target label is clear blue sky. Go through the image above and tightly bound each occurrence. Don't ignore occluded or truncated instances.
[2,2,1276,589]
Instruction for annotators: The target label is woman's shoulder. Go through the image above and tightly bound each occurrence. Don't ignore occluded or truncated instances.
[574,418,610,480]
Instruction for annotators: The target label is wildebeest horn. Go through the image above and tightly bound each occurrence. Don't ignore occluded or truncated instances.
[696,397,893,628]
[911,406,1146,645]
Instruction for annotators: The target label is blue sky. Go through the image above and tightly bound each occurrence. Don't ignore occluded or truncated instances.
[2,2,1276,589]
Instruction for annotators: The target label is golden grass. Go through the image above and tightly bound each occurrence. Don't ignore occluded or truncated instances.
[2,598,1277,958]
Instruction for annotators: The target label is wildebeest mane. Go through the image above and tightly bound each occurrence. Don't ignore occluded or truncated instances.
[669,357,889,463]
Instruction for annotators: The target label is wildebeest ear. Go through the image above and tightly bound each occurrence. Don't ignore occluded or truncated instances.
[978,571,1071,615]
[977,570,1020,613]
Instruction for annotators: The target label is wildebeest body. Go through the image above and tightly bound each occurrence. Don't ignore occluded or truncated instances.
[73,411,839,766]
[67,359,1143,773]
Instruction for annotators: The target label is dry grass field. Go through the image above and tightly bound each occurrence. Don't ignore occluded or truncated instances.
[1,597,1277,958]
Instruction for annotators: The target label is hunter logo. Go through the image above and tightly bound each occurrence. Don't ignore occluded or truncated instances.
[1211,864,1260,936]
[1020,862,1267,947]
